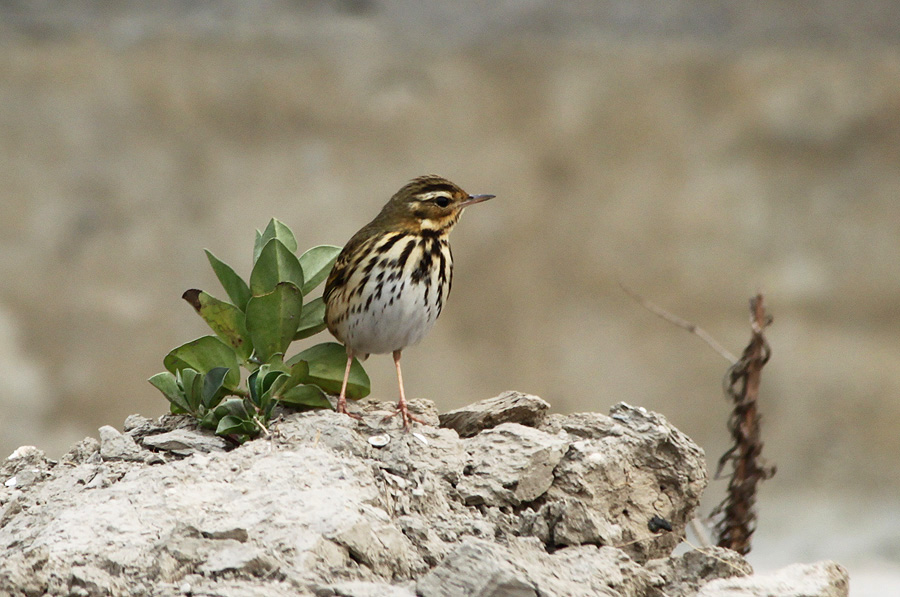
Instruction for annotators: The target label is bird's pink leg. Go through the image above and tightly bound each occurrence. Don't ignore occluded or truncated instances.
[390,350,425,430]
[336,349,361,420]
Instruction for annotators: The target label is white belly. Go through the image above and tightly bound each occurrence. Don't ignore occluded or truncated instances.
[343,276,440,355]
[327,234,453,357]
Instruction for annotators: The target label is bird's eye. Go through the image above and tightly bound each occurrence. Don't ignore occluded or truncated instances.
[434,196,451,208]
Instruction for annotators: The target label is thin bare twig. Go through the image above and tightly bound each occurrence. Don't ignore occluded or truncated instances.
[619,282,738,364]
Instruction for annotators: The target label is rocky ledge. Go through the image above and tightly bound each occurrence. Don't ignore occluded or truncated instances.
[0,392,847,596]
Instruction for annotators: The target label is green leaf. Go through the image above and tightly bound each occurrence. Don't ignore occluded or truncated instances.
[298,245,341,295]
[216,415,252,437]
[213,398,259,439]
[214,397,251,420]
[293,296,327,340]
[247,368,261,405]
[253,229,263,263]
[199,410,219,430]
[249,239,304,297]
[286,342,370,399]
[264,354,290,372]
[254,218,298,263]
[201,367,230,409]
[148,371,180,401]
[205,250,251,312]
[163,336,241,390]
[269,359,310,398]
[278,384,332,410]
[245,282,303,363]
[179,368,202,413]
[247,357,287,404]
[261,372,286,394]
[182,289,253,362]
[254,367,287,410]
[257,373,286,408]
[149,372,192,414]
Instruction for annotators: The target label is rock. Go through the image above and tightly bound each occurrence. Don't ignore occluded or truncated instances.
[123,413,156,433]
[416,539,539,597]
[329,510,426,578]
[0,395,845,596]
[372,424,465,481]
[198,541,278,576]
[68,564,122,596]
[6,445,46,463]
[356,398,441,429]
[161,578,297,597]
[123,413,199,445]
[524,543,651,597]
[274,409,376,460]
[439,391,550,437]
[60,437,101,465]
[647,547,753,596]
[324,580,417,597]
[417,537,652,597]
[538,403,708,561]
[698,561,850,597]
[196,523,250,542]
[98,425,148,462]
[142,429,229,456]
[2,438,398,595]
[456,423,567,506]
[2,445,54,491]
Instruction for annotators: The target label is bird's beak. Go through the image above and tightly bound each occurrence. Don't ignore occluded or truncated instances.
[460,194,495,208]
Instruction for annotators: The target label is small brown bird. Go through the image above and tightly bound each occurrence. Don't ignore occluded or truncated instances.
[323,175,494,429]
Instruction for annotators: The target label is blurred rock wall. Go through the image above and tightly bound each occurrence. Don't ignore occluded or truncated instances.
[1,1,899,510]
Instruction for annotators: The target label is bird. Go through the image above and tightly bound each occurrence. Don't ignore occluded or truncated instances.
[323,175,494,429]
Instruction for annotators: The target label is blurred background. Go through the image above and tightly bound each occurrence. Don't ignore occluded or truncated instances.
[1,1,898,592]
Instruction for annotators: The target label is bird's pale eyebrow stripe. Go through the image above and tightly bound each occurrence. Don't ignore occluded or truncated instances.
[416,191,453,202]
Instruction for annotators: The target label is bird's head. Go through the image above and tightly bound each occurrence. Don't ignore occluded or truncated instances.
[378,175,494,235]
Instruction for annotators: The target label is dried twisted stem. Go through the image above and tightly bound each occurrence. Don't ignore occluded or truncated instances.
[712,294,776,555]
[620,284,776,555]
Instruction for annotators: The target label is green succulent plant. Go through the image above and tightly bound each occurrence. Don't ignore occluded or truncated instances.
[149,218,370,443]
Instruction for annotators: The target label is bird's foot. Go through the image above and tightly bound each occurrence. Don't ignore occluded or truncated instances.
[336,396,362,420]
[382,401,425,431]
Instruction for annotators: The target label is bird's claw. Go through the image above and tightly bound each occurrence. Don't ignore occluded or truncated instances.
[336,398,363,420]
[382,403,426,431]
